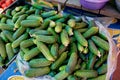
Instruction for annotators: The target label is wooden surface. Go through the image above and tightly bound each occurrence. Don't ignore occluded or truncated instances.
[50,0,120,19]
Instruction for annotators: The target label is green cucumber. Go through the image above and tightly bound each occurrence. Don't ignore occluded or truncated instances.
[74,30,88,47]
[77,42,84,52]
[6,43,14,60]
[45,14,62,21]
[0,32,9,43]
[51,51,68,70]
[68,19,76,28]
[97,64,107,75]
[55,22,62,33]
[25,67,50,77]
[27,15,43,22]
[6,9,12,18]
[6,19,14,26]
[74,22,87,29]
[0,23,14,31]
[58,44,67,55]
[78,28,88,33]
[41,11,57,18]
[25,9,36,15]
[29,58,52,68]
[1,17,7,23]
[91,36,109,51]
[3,30,14,42]
[65,25,73,36]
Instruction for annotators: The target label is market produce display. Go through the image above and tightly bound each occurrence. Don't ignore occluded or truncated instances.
[0,4,109,80]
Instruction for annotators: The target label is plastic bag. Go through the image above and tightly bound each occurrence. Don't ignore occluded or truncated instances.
[16,16,119,80]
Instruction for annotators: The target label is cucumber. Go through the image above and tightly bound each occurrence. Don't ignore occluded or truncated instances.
[68,75,77,80]
[41,19,50,29]
[41,11,57,18]
[15,6,23,12]
[88,40,101,57]
[87,52,97,69]
[29,29,51,35]
[68,19,76,28]
[74,70,98,78]
[66,52,78,74]
[59,65,66,71]
[24,47,40,61]
[58,44,67,55]
[6,9,12,18]
[6,19,14,26]
[49,20,56,28]
[0,37,7,59]
[35,9,41,15]
[21,20,41,27]
[83,47,89,54]
[60,29,70,46]
[78,28,88,33]
[98,47,105,56]
[12,33,28,48]
[89,74,106,80]
[97,64,107,75]
[70,43,77,53]
[55,22,62,33]
[6,43,14,60]
[11,10,17,16]
[50,43,59,59]
[51,51,68,70]
[83,27,99,38]
[33,35,56,44]
[54,70,69,80]
[25,67,50,77]
[3,30,14,42]
[74,30,88,47]
[77,42,84,52]
[0,23,14,31]
[34,40,55,61]
[13,26,26,40]
[27,15,43,22]
[1,17,7,23]
[95,54,108,69]
[21,47,29,54]
[0,14,10,18]
[45,14,62,21]
[99,33,108,41]
[25,9,36,15]
[81,62,87,70]
[56,14,69,23]
[65,25,73,36]
[91,36,109,51]
[29,58,52,68]
[20,38,34,48]
[0,32,9,43]
[14,14,27,29]
[74,22,87,29]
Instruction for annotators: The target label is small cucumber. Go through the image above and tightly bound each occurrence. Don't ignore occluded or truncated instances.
[50,43,59,59]
[51,51,68,70]
[83,27,99,38]
[25,67,50,77]
[60,29,70,46]
[12,33,28,48]
[83,47,89,54]
[74,30,88,47]
[21,20,41,28]
[49,20,56,28]
[1,17,7,23]
[41,19,50,29]
[91,36,109,51]
[3,30,14,42]
[74,70,98,78]
[6,9,12,18]
[20,38,34,48]
[95,54,108,69]
[13,26,26,40]
[41,11,57,18]
[77,42,84,52]
[68,19,76,28]
[99,32,108,41]
[15,6,23,12]
[0,37,7,59]
[65,25,73,36]
[54,70,69,80]
[97,64,107,75]
[6,43,14,60]
[88,40,101,57]
[6,19,14,26]
[74,22,87,29]
[55,22,63,33]
[35,9,41,15]
[24,47,40,61]
[27,15,43,22]
[58,44,67,55]
[25,9,36,15]
[66,52,78,74]
[98,47,105,56]
[0,23,14,31]
[29,58,52,68]
[87,52,97,69]
[21,47,29,54]
[29,29,51,35]
[11,10,17,16]
[0,32,9,43]
[34,40,55,61]
[33,35,56,44]
[78,28,88,33]
[89,74,106,80]
[14,14,27,29]
[45,14,62,21]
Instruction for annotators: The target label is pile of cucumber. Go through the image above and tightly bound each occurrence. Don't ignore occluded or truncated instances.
[0,5,109,80]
